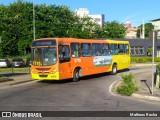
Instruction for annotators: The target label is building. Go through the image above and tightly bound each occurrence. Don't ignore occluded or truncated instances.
[122,39,160,57]
[75,8,89,17]
[75,8,105,27]
[89,14,105,27]
[150,18,160,39]
[124,21,137,39]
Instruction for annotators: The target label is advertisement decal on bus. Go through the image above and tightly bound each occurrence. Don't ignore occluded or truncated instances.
[93,56,112,66]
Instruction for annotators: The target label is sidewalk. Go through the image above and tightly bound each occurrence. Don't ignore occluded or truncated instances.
[0,73,32,88]
[133,67,160,102]
[112,63,160,103]
[132,69,160,102]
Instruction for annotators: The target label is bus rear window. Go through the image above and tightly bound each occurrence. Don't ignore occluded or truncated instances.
[32,40,56,46]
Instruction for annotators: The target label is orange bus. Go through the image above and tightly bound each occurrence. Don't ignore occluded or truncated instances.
[30,38,130,82]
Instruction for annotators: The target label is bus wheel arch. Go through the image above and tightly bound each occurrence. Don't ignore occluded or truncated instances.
[111,63,117,75]
[73,67,82,82]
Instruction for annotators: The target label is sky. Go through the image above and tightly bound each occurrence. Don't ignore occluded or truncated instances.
[1,0,160,26]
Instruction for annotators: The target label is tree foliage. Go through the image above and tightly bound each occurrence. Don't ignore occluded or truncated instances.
[137,23,154,38]
[0,1,126,57]
[94,21,126,38]
[0,1,33,57]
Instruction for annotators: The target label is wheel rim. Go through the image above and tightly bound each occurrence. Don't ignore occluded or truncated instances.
[113,66,117,73]
[73,70,79,82]
[76,71,79,79]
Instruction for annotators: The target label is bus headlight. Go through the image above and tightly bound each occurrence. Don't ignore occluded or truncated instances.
[31,69,36,74]
[51,68,58,74]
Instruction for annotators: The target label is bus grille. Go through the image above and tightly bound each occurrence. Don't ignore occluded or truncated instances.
[39,75,48,77]
[38,72,49,73]
[36,68,50,71]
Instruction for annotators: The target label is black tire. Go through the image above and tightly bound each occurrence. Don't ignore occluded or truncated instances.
[111,64,117,75]
[73,69,79,82]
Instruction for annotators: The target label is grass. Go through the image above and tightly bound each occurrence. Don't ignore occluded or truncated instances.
[0,67,30,73]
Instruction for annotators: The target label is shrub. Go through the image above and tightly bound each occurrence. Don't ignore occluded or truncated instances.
[117,73,138,96]
[131,57,160,63]
[155,57,160,62]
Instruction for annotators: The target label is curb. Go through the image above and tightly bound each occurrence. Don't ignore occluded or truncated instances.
[109,80,122,96]
[9,80,33,86]
[130,64,156,67]
[132,93,160,102]
[0,78,14,83]
[110,80,160,102]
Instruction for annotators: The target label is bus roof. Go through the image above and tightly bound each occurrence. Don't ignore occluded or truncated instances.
[34,38,129,44]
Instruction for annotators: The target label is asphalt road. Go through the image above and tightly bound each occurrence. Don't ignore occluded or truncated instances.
[0,66,160,120]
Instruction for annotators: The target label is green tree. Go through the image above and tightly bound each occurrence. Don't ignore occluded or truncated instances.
[69,16,97,39]
[0,1,126,57]
[0,1,33,57]
[94,21,126,38]
[34,5,96,39]
[34,4,76,38]
[137,23,154,38]
[0,1,97,57]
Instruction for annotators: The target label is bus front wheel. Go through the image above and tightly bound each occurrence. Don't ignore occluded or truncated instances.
[73,69,79,82]
[111,64,117,75]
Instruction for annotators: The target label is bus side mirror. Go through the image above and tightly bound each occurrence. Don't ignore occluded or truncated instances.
[59,53,64,59]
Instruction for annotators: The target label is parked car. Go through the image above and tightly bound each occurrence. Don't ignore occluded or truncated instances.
[12,58,25,67]
[26,58,31,67]
[0,59,11,68]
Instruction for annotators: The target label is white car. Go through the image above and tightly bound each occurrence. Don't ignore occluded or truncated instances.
[0,59,10,68]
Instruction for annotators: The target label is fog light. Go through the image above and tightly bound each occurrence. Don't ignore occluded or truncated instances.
[51,76,56,78]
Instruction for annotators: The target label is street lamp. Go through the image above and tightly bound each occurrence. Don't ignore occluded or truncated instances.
[33,0,35,40]
[152,30,160,95]
[0,36,1,43]
[151,30,160,95]
[151,30,155,95]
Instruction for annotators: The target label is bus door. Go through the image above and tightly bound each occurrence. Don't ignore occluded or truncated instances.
[80,43,93,75]
[59,45,72,79]
[70,43,81,71]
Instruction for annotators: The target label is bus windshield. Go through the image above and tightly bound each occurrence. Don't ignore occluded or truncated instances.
[32,47,57,66]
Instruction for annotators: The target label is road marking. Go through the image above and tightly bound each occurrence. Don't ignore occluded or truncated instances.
[109,80,119,96]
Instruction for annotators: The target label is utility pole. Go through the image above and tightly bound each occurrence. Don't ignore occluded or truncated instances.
[0,36,1,43]
[152,31,155,95]
[33,0,35,40]
[142,19,145,39]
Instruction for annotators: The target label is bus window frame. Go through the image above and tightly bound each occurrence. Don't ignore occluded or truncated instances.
[81,43,92,57]
[92,43,102,56]
[59,45,71,62]
[71,42,81,58]
[102,43,110,56]
[118,44,125,54]
[124,44,129,54]
[110,44,118,55]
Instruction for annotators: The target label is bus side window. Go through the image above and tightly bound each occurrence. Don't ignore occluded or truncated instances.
[102,43,110,56]
[81,43,92,57]
[71,43,80,58]
[92,43,101,56]
[110,44,118,55]
[124,44,129,54]
[59,45,70,62]
[118,44,125,54]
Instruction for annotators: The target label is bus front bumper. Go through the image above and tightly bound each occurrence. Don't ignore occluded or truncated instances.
[31,72,60,80]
